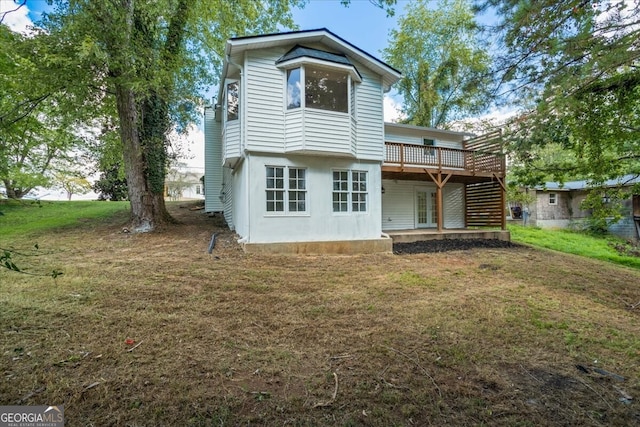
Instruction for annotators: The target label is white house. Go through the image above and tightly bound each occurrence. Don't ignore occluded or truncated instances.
[164,163,204,201]
[204,29,508,254]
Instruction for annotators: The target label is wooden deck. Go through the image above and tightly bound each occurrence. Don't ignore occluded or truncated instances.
[381,130,508,232]
[383,142,504,178]
[383,130,506,179]
[385,228,511,244]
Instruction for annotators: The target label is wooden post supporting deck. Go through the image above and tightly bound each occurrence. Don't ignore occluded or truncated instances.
[425,169,452,232]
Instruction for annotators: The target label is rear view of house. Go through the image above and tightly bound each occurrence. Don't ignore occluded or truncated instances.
[204,29,508,253]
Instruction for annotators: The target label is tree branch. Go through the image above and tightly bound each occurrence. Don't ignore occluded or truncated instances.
[0,0,26,25]
[0,93,52,129]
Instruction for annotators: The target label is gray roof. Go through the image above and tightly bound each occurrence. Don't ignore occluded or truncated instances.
[539,174,640,191]
[277,45,353,67]
[231,28,401,75]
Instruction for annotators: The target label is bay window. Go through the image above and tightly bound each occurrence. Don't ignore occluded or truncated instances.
[226,81,239,121]
[286,66,351,113]
[305,67,348,112]
[287,68,301,109]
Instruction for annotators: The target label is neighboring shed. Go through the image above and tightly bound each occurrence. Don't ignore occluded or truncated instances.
[529,175,640,241]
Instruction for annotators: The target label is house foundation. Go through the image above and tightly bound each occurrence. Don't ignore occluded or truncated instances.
[242,237,393,255]
[386,229,511,244]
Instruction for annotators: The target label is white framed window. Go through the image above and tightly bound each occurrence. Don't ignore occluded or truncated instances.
[332,169,368,213]
[266,166,285,212]
[286,66,349,113]
[549,193,557,205]
[351,171,367,212]
[332,170,349,212]
[287,68,301,109]
[266,166,307,213]
[226,81,239,121]
[305,66,348,113]
[288,168,306,212]
[423,137,436,156]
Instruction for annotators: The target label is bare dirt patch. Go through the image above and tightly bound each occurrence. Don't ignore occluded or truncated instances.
[1,202,640,426]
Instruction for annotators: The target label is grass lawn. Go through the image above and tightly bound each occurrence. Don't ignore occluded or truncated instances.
[510,224,640,269]
[0,199,130,238]
[1,201,640,426]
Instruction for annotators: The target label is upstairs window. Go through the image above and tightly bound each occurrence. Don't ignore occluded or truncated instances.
[226,81,239,121]
[423,138,435,147]
[305,66,348,113]
[423,138,435,155]
[287,68,301,109]
[286,66,349,113]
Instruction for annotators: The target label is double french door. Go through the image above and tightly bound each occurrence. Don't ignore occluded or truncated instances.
[415,188,438,228]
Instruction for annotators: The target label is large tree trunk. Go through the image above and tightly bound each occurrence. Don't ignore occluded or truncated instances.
[105,0,190,232]
[114,84,170,232]
[3,179,30,199]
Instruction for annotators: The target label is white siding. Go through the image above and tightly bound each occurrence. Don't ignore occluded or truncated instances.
[381,179,419,230]
[231,161,249,238]
[303,110,352,155]
[222,166,234,230]
[381,179,465,230]
[244,154,383,243]
[284,109,304,151]
[204,106,223,212]
[385,129,464,150]
[351,116,358,154]
[229,45,389,161]
[224,121,241,161]
[437,140,463,150]
[354,61,385,160]
[245,48,286,152]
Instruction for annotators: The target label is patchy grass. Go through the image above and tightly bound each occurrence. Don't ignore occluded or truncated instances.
[1,202,640,426]
[510,224,640,269]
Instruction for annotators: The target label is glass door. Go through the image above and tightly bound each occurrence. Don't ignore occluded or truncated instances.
[415,188,437,228]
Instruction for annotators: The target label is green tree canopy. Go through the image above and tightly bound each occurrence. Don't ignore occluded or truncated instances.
[0,23,91,198]
[482,0,640,231]
[383,0,493,128]
[481,0,640,185]
[33,0,305,230]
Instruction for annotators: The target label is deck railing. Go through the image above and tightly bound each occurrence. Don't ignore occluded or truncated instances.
[384,142,505,174]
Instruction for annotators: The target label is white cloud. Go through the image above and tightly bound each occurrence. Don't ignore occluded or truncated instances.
[478,106,519,124]
[1,1,33,35]
[447,106,520,134]
[169,125,205,171]
[594,0,640,38]
[383,95,405,123]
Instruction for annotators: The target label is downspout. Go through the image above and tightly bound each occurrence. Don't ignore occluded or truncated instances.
[227,52,250,243]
